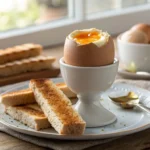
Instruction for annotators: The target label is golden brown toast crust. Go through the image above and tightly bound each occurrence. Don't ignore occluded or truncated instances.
[30,79,84,124]
[30,79,85,134]
[2,89,32,97]
[0,56,56,77]
[0,68,60,86]
[1,88,35,106]
[1,81,75,107]
[55,83,66,87]
[2,83,69,98]
[56,83,76,98]
[0,43,42,65]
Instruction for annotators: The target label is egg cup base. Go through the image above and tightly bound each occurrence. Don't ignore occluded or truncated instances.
[74,94,116,127]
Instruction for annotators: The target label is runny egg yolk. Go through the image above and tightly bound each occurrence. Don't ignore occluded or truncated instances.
[73,31,101,45]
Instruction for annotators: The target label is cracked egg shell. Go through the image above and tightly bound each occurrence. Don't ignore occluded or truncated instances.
[64,36,115,67]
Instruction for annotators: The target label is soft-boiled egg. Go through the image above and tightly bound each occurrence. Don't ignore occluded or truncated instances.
[131,23,150,42]
[121,29,149,44]
[64,28,115,67]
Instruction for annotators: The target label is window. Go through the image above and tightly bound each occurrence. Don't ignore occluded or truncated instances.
[0,0,68,32]
[0,0,150,48]
[86,0,148,14]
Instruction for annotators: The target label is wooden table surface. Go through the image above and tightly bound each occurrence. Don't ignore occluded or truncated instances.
[1,45,150,150]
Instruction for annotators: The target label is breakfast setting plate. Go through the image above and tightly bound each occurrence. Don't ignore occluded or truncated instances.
[1,78,150,140]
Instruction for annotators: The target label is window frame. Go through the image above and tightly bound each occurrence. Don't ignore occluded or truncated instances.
[0,0,150,48]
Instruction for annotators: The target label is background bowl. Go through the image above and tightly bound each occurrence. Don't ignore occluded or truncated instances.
[117,34,150,72]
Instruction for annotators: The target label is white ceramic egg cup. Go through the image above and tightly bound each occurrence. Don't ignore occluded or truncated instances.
[60,58,119,127]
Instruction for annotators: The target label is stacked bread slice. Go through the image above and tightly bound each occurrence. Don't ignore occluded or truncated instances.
[6,104,51,130]
[1,83,76,106]
[1,80,86,135]
[0,44,42,64]
[30,79,85,135]
[0,44,60,86]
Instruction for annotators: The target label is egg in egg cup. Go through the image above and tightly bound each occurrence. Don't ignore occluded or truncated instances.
[60,28,119,127]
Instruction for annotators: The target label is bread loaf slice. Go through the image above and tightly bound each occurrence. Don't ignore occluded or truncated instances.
[56,83,76,98]
[0,56,55,77]
[29,79,85,135]
[0,43,42,65]
[1,82,76,106]
[0,68,60,86]
[0,89,35,106]
[5,104,51,130]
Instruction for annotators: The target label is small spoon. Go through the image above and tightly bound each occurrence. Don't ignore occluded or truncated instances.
[109,92,150,114]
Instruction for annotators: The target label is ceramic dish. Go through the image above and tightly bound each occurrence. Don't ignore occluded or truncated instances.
[118,68,150,80]
[0,78,150,140]
[117,34,150,72]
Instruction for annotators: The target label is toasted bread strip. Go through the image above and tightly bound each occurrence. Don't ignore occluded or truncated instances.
[0,68,60,86]
[5,104,51,130]
[0,89,35,106]
[0,44,42,65]
[56,83,76,98]
[0,56,56,77]
[30,79,85,135]
[0,83,76,106]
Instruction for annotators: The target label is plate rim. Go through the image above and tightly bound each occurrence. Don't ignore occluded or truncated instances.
[0,117,150,140]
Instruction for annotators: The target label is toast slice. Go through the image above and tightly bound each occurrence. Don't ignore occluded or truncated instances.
[55,83,76,98]
[0,43,42,65]
[0,82,76,106]
[5,104,51,130]
[0,68,60,86]
[1,89,35,106]
[0,56,56,77]
[29,79,85,135]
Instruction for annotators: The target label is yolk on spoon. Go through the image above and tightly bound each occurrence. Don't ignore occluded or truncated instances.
[73,31,101,45]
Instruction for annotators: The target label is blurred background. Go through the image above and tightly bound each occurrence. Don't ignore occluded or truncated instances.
[0,0,150,48]
[0,0,68,32]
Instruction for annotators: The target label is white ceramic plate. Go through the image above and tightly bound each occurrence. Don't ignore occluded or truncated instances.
[1,78,150,140]
[118,68,150,80]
